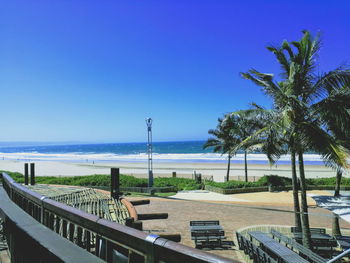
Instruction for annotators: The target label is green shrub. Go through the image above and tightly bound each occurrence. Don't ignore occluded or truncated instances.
[205,175,292,189]
[4,169,345,192]
[1,171,24,183]
[306,177,350,186]
[205,180,257,189]
[256,175,292,187]
[154,177,201,191]
[1,171,200,191]
[120,175,147,187]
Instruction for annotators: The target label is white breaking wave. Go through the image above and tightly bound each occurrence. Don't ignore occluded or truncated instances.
[0,151,325,163]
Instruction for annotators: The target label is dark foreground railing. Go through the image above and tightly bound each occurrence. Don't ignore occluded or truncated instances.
[0,172,237,263]
[0,182,104,263]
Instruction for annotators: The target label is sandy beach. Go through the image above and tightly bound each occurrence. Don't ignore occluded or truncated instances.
[0,159,345,182]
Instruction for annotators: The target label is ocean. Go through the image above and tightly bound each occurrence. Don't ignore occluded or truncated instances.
[0,140,325,165]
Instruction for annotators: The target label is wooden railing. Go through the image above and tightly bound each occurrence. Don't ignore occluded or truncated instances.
[1,172,237,263]
[0,178,104,262]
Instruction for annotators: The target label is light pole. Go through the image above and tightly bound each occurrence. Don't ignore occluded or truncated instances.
[145,118,153,187]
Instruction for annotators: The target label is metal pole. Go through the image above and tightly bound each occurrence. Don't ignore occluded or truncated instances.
[327,248,350,263]
[146,118,153,187]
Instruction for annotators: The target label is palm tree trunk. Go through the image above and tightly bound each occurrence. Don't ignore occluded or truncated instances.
[244,150,248,182]
[291,149,302,230]
[332,169,343,236]
[332,214,342,237]
[335,169,342,197]
[226,154,231,182]
[298,150,312,248]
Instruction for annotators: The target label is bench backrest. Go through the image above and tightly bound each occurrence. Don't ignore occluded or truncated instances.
[192,230,225,237]
[271,229,326,263]
[190,220,219,226]
[291,227,326,234]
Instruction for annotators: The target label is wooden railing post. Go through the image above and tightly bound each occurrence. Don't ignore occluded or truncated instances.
[24,163,29,185]
[30,163,35,185]
[111,168,120,199]
[145,234,159,263]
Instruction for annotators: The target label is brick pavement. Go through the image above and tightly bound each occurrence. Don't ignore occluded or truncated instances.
[128,196,350,261]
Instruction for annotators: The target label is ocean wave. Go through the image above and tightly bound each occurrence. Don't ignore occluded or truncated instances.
[0,151,326,164]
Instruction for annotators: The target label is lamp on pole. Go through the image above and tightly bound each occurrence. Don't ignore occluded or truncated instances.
[145,118,153,187]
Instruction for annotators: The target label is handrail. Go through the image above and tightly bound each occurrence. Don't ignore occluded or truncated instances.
[0,185,104,262]
[1,172,237,263]
[327,248,350,263]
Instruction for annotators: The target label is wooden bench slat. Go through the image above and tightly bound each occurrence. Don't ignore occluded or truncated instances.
[271,229,327,263]
[190,220,219,226]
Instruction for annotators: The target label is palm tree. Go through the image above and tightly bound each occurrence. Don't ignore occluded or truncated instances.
[241,31,350,248]
[225,111,264,182]
[234,106,302,230]
[320,89,350,236]
[203,117,237,182]
[205,113,262,182]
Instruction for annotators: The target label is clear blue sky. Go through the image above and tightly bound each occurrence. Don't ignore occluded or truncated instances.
[1,0,349,143]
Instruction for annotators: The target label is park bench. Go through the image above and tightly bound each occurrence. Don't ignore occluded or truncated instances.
[335,236,350,250]
[190,220,220,226]
[271,229,327,263]
[291,227,337,257]
[248,231,309,263]
[236,232,277,263]
[190,220,225,248]
[191,230,226,248]
[291,227,326,235]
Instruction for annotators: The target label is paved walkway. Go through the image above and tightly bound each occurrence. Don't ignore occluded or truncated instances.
[128,193,350,261]
[169,190,251,202]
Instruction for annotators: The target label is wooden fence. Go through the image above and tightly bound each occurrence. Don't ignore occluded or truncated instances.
[0,172,237,263]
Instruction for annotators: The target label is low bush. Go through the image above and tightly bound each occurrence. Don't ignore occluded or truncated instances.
[205,175,291,189]
[306,177,350,186]
[256,175,292,186]
[1,171,200,191]
[3,170,345,192]
[154,177,201,190]
[205,180,258,189]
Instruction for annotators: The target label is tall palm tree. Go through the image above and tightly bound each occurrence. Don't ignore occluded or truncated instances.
[203,117,237,182]
[234,106,302,230]
[319,88,350,236]
[241,31,350,248]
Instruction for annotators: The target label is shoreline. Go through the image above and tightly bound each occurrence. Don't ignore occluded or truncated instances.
[0,159,345,182]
